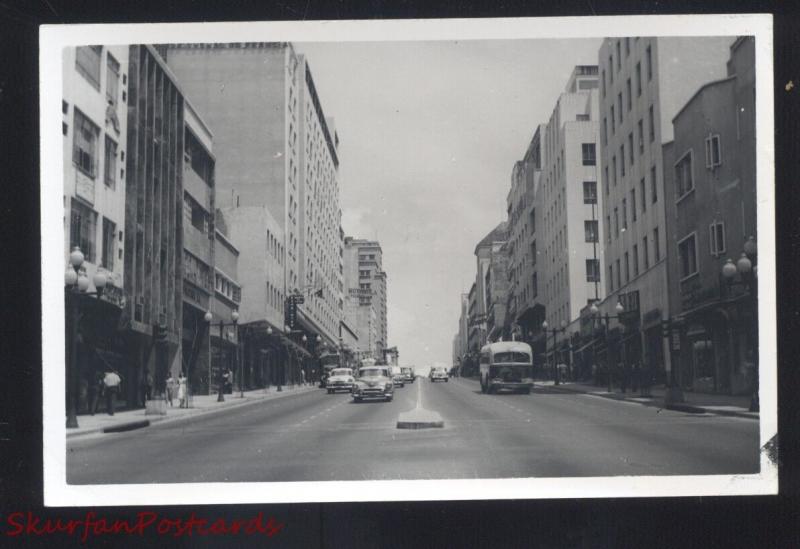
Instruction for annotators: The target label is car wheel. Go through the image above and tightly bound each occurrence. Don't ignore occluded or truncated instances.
[523,388,531,395]
[354,397,361,403]
[445,379,449,382]
[386,395,393,402]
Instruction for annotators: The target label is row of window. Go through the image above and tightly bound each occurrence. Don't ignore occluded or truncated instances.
[602,38,652,99]
[214,272,241,303]
[605,168,658,241]
[75,45,125,106]
[70,108,123,188]
[265,280,284,313]
[266,229,284,266]
[608,228,661,292]
[678,221,727,280]
[69,198,121,271]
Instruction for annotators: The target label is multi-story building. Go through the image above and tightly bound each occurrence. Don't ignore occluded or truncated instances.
[210,223,242,391]
[180,101,219,397]
[454,292,469,373]
[162,43,344,347]
[534,66,606,369]
[466,282,479,368]
[122,45,188,410]
[63,45,130,413]
[342,237,387,360]
[664,37,756,395]
[475,223,510,342]
[597,37,733,383]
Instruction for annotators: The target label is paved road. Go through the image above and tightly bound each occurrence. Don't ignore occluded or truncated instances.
[67,377,760,483]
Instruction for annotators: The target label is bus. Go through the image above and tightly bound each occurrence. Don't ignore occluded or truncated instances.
[479,341,534,394]
[319,350,341,387]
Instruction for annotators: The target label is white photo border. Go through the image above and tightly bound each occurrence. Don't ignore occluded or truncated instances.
[41,14,777,507]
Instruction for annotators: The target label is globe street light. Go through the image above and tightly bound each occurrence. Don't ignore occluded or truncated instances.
[542,319,567,385]
[65,247,108,428]
[591,301,625,393]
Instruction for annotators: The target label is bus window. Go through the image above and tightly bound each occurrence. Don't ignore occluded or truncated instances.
[493,352,531,364]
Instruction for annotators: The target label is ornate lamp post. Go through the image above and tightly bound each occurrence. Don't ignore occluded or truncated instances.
[721,235,758,411]
[204,309,239,402]
[65,246,108,428]
[590,301,625,393]
[541,319,567,385]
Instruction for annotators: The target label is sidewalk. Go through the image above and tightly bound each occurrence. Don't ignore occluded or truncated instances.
[67,384,319,439]
[540,380,758,420]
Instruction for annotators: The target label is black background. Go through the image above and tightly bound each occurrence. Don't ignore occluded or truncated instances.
[1,1,799,547]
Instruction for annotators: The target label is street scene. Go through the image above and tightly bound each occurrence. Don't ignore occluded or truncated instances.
[61,35,762,484]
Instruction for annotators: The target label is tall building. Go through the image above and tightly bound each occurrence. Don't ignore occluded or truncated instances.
[597,37,733,382]
[342,237,387,360]
[162,43,345,350]
[664,37,757,395]
[63,45,130,413]
[123,45,188,409]
[538,65,606,333]
[473,222,509,342]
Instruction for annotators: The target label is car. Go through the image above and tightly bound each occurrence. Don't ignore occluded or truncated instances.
[429,367,449,382]
[390,366,405,388]
[325,368,355,394]
[400,366,415,383]
[352,366,394,402]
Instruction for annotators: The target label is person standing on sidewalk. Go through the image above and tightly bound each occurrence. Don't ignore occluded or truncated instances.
[165,373,175,407]
[90,371,104,415]
[103,369,122,416]
[140,371,153,407]
[177,372,188,408]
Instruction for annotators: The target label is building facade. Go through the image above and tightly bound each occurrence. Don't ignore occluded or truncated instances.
[63,45,130,413]
[664,37,757,395]
[597,37,733,383]
[343,237,387,360]
[475,223,510,342]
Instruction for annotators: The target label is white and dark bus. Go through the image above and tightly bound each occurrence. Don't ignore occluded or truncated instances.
[479,341,534,394]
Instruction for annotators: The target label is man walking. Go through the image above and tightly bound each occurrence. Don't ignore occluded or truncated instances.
[103,369,122,416]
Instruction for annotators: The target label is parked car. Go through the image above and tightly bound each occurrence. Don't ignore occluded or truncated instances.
[352,366,394,402]
[429,367,449,382]
[400,366,415,383]
[325,368,355,394]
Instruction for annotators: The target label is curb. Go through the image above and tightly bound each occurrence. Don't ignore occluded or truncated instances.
[396,419,444,429]
[67,386,319,439]
[547,384,758,420]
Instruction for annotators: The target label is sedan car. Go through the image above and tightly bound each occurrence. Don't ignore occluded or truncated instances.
[400,366,415,383]
[429,367,449,382]
[325,368,355,394]
[352,366,394,402]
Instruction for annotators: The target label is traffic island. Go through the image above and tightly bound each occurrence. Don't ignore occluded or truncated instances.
[102,419,150,433]
[396,408,444,429]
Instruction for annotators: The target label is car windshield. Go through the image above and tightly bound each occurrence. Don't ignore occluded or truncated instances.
[359,368,386,378]
[330,369,351,377]
[493,352,531,364]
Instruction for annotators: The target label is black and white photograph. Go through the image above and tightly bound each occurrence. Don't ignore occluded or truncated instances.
[40,15,777,506]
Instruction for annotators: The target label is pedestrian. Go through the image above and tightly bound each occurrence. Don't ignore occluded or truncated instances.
[177,372,188,408]
[103,369,122,416]
[165,373,175,407]
[301,368,306,386]
[641,361,652,397]
[141,371,153,406]
[90,371,104,415]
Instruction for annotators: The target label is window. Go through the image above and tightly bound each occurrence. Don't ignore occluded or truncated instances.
[75,46,102,90]
[643,236,650,269]
[609,56,614,84]
[106,53,120,105]
[654,227,661,261]
[678,233,698,279]
[622,198,628,230]
[602,69,606,97]
[609,264,614,291]
[635,62,642,96]
[617,93,623,123]
[606,216,612,243]
[675,150,694,198]
[612,156,619,186]
[602,117,608,144]
[584,220,599,243]
[637,119,644,154]
[648,105,655,142]
[532,272,538,297]
[577,114,590,121]
[616,259,621,288]
[614,208,619,236]
[102,217,116,270]
[646,45,652,80]
[631,189,637,221]
[709,221,726,256]
[625,37,630,57]
[72,109,99,177]
[104,136,117,188]
[604,168,610,195]
[581,143,596,166]
[650,165,658,203]
[640,178,646,213]
[70,199,97,262]
[633,244,639,276]
[705,134,722,168]
[626,78,632,111]
[619,145,625,177]
[583,181,597,204]
[628,133,634,165]
[616,41,621,70]
[610,106,616,133]
[586,259,600,282]
[624,252,630,283]
[63,122,68,136]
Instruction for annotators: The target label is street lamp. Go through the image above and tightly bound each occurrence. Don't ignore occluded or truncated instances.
[265,325,283,392]
[542,319,567,385]
[231,310,242,398]
[65,246,108,428]
[590,301,625,393]
[204,309,240,402]
[721,236,758,411]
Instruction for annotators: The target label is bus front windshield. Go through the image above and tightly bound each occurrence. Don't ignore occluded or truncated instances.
[492,352,531,364]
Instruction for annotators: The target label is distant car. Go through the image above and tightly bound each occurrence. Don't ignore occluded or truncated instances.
[325,368,355,394]
[390,366,405,388]
[352,366,394,402]
[400,366,415,383]
[430,367,449,382]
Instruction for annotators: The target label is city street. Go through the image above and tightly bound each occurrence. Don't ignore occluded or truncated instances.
[67,377,759,484]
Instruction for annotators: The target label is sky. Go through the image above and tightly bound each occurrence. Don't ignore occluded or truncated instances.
[295,39,602,368]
